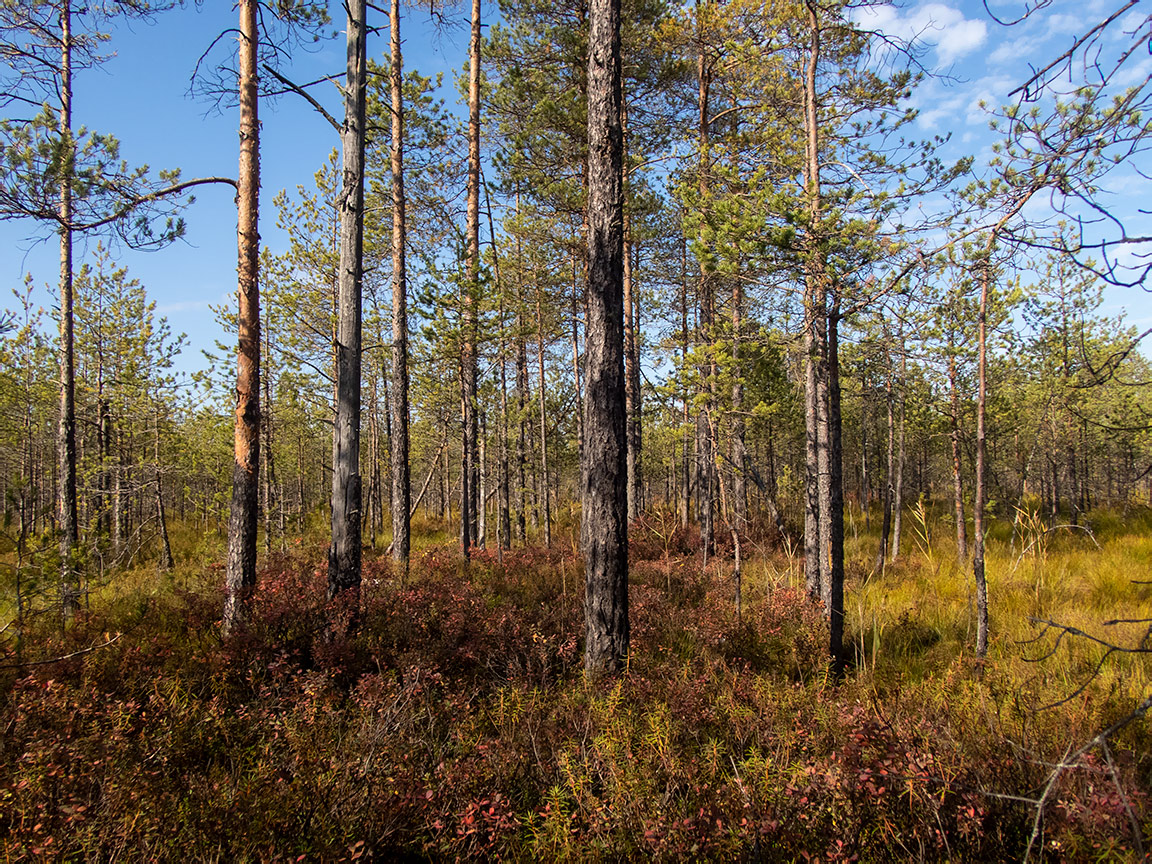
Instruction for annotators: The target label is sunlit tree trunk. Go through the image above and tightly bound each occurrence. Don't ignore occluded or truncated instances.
[389,0,411,574]
[224,0,261,633]
[461,0,482,554]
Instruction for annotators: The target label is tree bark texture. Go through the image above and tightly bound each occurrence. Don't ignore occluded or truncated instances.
[583,0,629,675]
[56,0,80,620]
[328,0,367,600]
[948,342,968,561]
[461,0,482,553]
[974,258,991,658]
[389,0,411,573]
[224,0,261,634]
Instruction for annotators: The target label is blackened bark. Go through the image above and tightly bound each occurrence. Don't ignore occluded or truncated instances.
[224,0,261,634]
[584,0,628,674]
[328,0,367,600]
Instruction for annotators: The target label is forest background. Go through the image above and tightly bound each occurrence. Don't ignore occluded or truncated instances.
[2,0,1152,859]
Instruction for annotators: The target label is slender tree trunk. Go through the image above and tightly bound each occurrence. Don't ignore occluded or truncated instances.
[223,0,261,633]
[536,283,551,547]
[861,374,870,531]
[876,342,894,572]
[461,0,482,553]
[479,412,488,547]
[948,341,968,560]
[622,108,641,522]
[731,274,746,529]
[389,0,411,573]
[571,255,585,462]
[680,233,691,530]
[891,331,906,562]
[499,314,512,552]
[696,20,714,555]
[328,0,367,600]
[516,270,529,543]
[584,0,628,674]
[154,410,173,571]
[262,317,274,555]
[827,302,846,672]
[57,0,80,621]
[974,257,991,658]
[802,3,824,603]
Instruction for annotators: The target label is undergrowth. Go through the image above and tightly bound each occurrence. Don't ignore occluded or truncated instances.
[0,508,1149,861]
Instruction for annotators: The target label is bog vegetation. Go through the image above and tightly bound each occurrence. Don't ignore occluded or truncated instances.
[2,0,1151,860]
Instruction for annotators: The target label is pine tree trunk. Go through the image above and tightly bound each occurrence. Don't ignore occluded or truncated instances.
[154,412,173,571]
[328,0,367,600]
[891,330,906,562]
[389,0,411,573]
[802,5,823,603]
[696,27,714,555]
[461,0,482,554]
[516,293,529,543]
[731,275,746,529]
[827,303,845,673]
[948,342,968,560]
[224,0,261,634]
[570,256,585,464]
[875,343,894,573]
[974,258,991,658]
[536,284,551,547]
[680,235,691,530]
[584,0,628,674]
[57,0,80,621]
[622,110,641,523]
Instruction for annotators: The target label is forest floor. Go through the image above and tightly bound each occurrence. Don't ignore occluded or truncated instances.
[1,505,1150,861]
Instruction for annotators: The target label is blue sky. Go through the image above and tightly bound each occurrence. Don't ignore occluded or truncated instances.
[1,0,1148,372]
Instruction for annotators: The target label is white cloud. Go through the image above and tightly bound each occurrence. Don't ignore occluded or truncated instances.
[855,2,988,65]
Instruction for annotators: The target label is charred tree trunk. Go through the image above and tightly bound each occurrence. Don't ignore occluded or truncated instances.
[583,0,629,674]
[328,0,367,600]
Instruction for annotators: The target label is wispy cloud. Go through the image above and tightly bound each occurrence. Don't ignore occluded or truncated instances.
[856,3,988,65]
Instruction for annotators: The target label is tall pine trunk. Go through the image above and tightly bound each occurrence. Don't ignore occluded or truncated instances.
[948,335,968,560]
[583,0,628,674]
[389,0,411,573]
[57,0,80,621]
[328,0,367,599]
[224,0,261,633]
[974,256,991,658]
[461,0,482,554]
